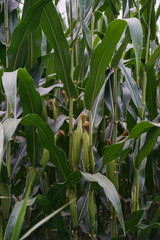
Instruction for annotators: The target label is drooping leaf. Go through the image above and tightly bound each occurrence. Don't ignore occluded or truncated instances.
[7,0,50,71]
[82,172,125,234]
[84,19,127,110]
[21,114,71,181]
[2,70,18,118]
[119,61,142,115]
[135,127,160,170]
[40,1,78,99]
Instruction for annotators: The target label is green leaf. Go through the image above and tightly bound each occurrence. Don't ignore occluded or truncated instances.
[111,30,130,68]
[145,45,160,70]
[128,121,159,139]
[19,200,74,240]
[107,0,119,15]
[21,114,71,181]
[124,18,143,79]
[4,198,36,240]
[146,66,157,120]
[135,127,160,170]
[26,27,42,69]
[102,141,125,168]
[18,68,42,116]
[0,123,4,171]
[82,172,125,234]
[84,19,127,110]
[40,1,78,99]
[7,0,50,71]
[119,61,142,114]
[10,184,32,240]
[2,70,17,118]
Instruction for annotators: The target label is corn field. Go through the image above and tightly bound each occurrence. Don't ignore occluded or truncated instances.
[1,0,160,239]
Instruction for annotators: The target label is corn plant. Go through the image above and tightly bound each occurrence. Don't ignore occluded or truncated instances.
[1,0,160,239]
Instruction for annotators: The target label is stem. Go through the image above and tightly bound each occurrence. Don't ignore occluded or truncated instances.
[89,110,92,148]
[114,68,117,144]
[141,0,153,120]
[137,0,140,20]
[69,98,73,162]
[136,170,139,211]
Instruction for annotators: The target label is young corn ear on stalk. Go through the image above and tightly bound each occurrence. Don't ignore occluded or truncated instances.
[83,127,95,174]
[70,117,83,171]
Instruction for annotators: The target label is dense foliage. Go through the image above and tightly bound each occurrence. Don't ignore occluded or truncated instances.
[1,0,160,239]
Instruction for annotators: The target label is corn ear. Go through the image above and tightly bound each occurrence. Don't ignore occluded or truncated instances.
[107,160,116,182]
[69,191,78,230]
[83,129,90,172]
[132,184,137,213]
[70,118,83,171]
[89,146,95,174]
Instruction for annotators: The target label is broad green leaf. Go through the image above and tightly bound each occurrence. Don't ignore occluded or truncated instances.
[84,19,127,110]
[135,127,160,170]
[2,70,18,118]
[0,123,4,171]
[145,45,160,70]
[102,141,125,168]
[4,198,36,240]
[146,66,157,120]
[7,0,50,71]
[19,200,74,240]
[21,114,71,181]
[82,172,125,234]
[26,27,42,69]
[119,61,142,114]
[40,1,78,99]
[18,68,42,116]
[128,121,160,139]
